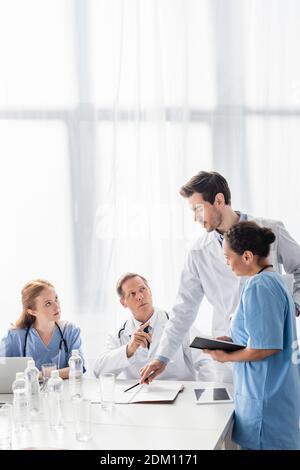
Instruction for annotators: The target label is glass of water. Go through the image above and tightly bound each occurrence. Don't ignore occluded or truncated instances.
[73,397,92,442]
[100,373,115,411]
[0,404,13,450]
[41,363,57,389]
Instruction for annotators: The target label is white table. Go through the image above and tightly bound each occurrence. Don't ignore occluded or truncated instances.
[3,378,234,450]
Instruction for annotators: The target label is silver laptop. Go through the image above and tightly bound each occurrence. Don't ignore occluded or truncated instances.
[0,357,32,394]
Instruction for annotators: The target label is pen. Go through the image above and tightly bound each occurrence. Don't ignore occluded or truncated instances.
[143,325,151,349]
[124,382,141,393]
[124,370,156,392]
[143,370,155,384]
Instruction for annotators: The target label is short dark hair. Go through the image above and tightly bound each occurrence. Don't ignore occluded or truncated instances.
[225,221,276,258]
[180,171,231,205]
[116,273,149,298]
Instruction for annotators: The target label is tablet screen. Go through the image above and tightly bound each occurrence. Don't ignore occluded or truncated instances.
[194,387,232,404]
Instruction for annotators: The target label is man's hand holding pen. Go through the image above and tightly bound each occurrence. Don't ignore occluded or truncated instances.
[126,321,152,358]
[140,359,166,384]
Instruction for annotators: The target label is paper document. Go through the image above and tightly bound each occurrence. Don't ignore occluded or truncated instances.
[115,381,184,404]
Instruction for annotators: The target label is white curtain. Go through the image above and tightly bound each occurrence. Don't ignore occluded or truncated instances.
[1,0,300,365]
[87,0,214,321]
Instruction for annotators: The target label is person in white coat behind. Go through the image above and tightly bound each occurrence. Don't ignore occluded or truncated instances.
[140,171,300,385]
[94,273,215,381]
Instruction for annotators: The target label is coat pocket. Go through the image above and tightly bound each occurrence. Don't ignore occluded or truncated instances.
[233,393,263,449]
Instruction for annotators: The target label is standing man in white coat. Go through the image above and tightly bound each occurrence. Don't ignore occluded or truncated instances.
[94,273,215,380]
[140,171,300,384]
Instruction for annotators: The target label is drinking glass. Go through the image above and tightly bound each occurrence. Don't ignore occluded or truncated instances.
[0,404,13,449]
[73,397,92,441]
[100,373,115,411]
[41,363,57,390]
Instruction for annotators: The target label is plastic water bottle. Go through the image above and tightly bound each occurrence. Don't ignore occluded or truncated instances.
[24,359,40,414]
[47,370,64,429]
[68,349,83,397]
[12,372,30,431]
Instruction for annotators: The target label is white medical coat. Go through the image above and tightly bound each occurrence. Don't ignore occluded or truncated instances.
[93,308,215,381]
[156,216,300,365]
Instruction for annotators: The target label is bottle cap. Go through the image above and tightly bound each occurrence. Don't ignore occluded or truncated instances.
[51,370,59,378]
[71,349,79,356]
[16,372,25,380]
[27,359,35,368]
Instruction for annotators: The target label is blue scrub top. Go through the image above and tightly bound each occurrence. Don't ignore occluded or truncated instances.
[230,271,300,450]
[0,321,85,371]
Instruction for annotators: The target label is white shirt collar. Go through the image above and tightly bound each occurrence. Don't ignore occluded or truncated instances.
[132,307,158,331]
[214,211,248,245]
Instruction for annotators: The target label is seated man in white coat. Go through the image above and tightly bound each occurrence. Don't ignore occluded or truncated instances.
[94,273,215,381]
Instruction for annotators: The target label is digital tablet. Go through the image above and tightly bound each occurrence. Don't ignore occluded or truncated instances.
[194,387,233,404]
[190,336,245,352]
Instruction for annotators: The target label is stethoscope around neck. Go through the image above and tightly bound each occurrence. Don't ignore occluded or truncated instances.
[23,321,68,369]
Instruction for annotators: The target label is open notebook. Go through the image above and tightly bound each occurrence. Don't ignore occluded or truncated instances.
[115,381,184,404]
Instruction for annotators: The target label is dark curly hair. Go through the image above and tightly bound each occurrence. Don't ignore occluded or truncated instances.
[225,221,276,258]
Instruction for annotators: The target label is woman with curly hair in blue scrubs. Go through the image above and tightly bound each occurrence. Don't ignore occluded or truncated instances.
[204,221,300,450]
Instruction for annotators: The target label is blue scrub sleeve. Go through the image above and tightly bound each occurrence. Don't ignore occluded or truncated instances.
[0,330,16,356]
[243,282,285,350]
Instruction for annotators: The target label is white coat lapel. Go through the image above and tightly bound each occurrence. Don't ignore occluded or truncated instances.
[205,232,228,267]
[147,310,166,353]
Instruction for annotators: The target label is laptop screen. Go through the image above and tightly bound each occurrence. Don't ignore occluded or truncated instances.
[0,357,32,394]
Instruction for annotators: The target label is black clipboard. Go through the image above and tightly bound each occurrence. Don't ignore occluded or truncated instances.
[190,336,245,352]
